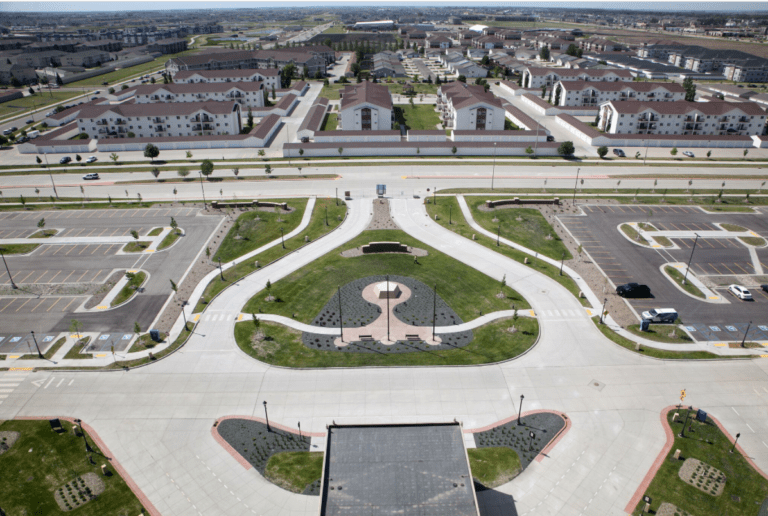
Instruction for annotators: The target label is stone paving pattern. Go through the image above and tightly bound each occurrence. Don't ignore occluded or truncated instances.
[216,418,319,495]
[302,275,473,354]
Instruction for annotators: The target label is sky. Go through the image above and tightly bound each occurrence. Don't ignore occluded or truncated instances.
[0,0,764,12]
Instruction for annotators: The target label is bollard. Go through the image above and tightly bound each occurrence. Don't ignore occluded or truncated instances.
[434,215,439,221]
[673,412,679,421]
[148,352,155,360]
[578,291,584,298]
[72,426,79,436]
[304,235,309,242]
[644,502,650,513]
[101,464,108,476]
[524,257,529,264]
[254,261,260,268]
[673,449,681,460]
[472,234,476,240]
[635,342,641,351]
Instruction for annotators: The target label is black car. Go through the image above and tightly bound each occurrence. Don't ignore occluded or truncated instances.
[616,283,651,298]
[546,135,555,142]
[59,156,72,164]
[762,284,768,293]
[613,148,625,157]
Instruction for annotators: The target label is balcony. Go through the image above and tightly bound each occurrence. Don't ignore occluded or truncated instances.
[115,119,125,125]
[192,116,213,123]
[96,120,108,126]
[685,123,701,130]
[227,93,243,98]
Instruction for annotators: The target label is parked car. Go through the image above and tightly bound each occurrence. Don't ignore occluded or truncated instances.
[10,126,17,132]
[728,284,752,300]
[641,308,678,323]
[82,173,100,180]
[85,156,98,163]
[2,129,12,135]
[16,136,29,143]
[59,156,72,164]
[613,149,625,157]
[762,284,768,293]
[26,119,34,124]
[683,151,695,158]
[546,135,555,142]
[301,136,310,143]
[616,283,651,298]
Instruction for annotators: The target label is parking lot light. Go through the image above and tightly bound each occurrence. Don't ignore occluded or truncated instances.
[30,330,43,358]
[517,394,525,425]
[263,401,270,432]
[741,321,752,348]
[600,298,608,324]
[1,249,17,289]
[572,168,580,205]
[682,233,699,286]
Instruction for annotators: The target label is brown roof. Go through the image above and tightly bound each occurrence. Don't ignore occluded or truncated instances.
[313,97,329,107]
[77,100,238,119]
[340,81,393,111]
[173,68,279,80]
[129,83,265,96]
[560,80,684,93]
[315,130,399,136]
[299,103,327,133]
[608,100,766,116]
[525,66,633,79]
[439,82,503,110]
[170,50,255,67]
[502,101,545,131]
[252,114,280,139]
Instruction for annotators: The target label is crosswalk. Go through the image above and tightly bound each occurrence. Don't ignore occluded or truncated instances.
[0,370,30,406]
[194,312,241,323]
[537,309,587,320]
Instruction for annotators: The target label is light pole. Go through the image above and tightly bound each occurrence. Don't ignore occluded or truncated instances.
[517,394,524,426]
[572,167,580,205]
[731,432,741,453]
[280,227,285,249]
[30,330,43,358]
[496,225,501,246]
[263,401,270,432]
[43,151,58,199]
[1,249,17,289]
[680,406,693,438]
[298,421,301,440]
[682,233,699,285]
[449,204,452,225]
[218,259,224,281]
[198,171,207,210]
[600,297,608,324]
[559,252,565,276]
[491,142,497,190]
[337,286,343,343]
[741,321,752,348]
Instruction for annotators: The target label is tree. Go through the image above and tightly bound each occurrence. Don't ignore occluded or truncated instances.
[69,319,83,340]
[258,149,266,159]
[36,156,42,165]
[566,43,579,56]
[177,167,190,179]
[19,195,26,207]
[597,146,608,158]
[170,217,178,233]
[707,150,712,158]
[151,168,160,180]
[266,279,272,300]
[744,149,749,157]
[170,279,178,294]
[144,143,160,163]
[37,217,47,236]
[457,75,466,83]
[76,154,82,162]
[557,141,575,156]
[525,146,534,157]
[670,147,678,156]
[682,76,696,102]
[265,164,272,174]
[232,167,239,178]
[500,274,506,295]
[451,146,457,155]
[247,107,254,129]
[130,229,139,240]
[539,46,550,61]
[109,153,119,164]
[200,159,214,178]
[541,84,547,99]
[108,87,115,94]
[186,150,193,160]
[338,147,343,156]
[134,321,141,334]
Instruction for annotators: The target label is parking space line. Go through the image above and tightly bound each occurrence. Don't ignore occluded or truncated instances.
[37,246,53,256]
[91,244,102,254]
[76,271,89,282]
[720,263,737,274]
[0,299,15,312]
[32,270,49,283]
[104,245,116,255]
[15,298,33,312]
[733,263,751,274]
[30,298,47,312]
[84,228,97,237]
[60,270,76,283]
[88,270,101,282]
[52,246,65,256]
[47,297,62,311]
[48,270,62,283]
[96,228,108,237]
[17,270,36,283]
[79,245,91,255]
[61,298,78,312]
[65,245,78,256]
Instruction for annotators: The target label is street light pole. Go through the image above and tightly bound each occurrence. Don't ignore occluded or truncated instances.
[386,275,390,342]
[497,225,501,247]
[741,321,752,348]
[491,142,497,190]
[682,233,699,285]
[731,432,741,453]
[432,284,437,341]
[517,394,524,426]
[337,286,343,343]
[198,171,207,210]
[559,252,565,276]
[30,330,43,358]
[600,297,608,324]
[43,151,58,199]
[218,259,224,281]
[263,401,270,432]
[1,249,17,289]
[572,167,580,205]
[280,227,285,249]
[449,205,452,225]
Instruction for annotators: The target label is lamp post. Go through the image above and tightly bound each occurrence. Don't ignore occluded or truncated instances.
[559,252,565,276]
[198,171,207,210]
[298,421,301,440]
[43,151,58,199]
[218,259,224,281]
[731,432,741,453]
[337,286,343,343]
[30,330,43,358]
[572,167,580,205]
[1,248,17,289]
[600,297,608,324]
[741,321,752,348]
[75,419,92,453]
[517,394,524,426]
[496,225,501,247]
[680,406,693,438]
[682,233,699,285]
[280,227,285,249]
[491,142,497,190]
[449,205,452,225]
[263,401,270,431]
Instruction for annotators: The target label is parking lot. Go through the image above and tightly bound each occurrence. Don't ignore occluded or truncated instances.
[0,206,221,334]
[0,333,58,355]
[560,204,768,341]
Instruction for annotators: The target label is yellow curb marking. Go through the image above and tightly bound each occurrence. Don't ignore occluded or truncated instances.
[708,296,719,300]
[193,314,200,321]
[529,310,535,317]
[761,354,768,358]
[9,367,33,371]
[94,354,106,357]
[237,314,243,321]
[651,245,661,248]
[585,309,592,316]
[69,334,81,339]
[96,305,108,310]
[8,355,20,359]
[714,343,726,347]
[144,249,155,253]
[673,264,684,268]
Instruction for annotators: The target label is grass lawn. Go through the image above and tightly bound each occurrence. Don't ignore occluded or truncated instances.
[111,272,146,308]
[0,243,40,254]
[243,228,530,322]
[463,197,572,261]
[632,409,768,516]
[627,324,693,343]
[593,319,739,360]
[721,223,747,232]
[235,316,537,367]
[214,198,309,263]
[655,236,673,247]
[0,91,83,120]
[320,81,437,100]
[64,337,92,359]
[664,266,705,299]
[620,224,649,246]
[28,229,58,238]
[394,104,440,131]
[196,199,345,311]
[20,337,67,360]
[147,227,163,236]
[66,48,198,87]
[701,205,757,213]
[322,25,346,34]
[157,229,182,251]
[739,236,766,246]
[264,451,324,493]
[122,241,151,253]
[107,323,194,370]
[426,197,587,306]
[468,447,522,488]
[0,420,147,515]
[321,113,338,131]
[128,332,166,353]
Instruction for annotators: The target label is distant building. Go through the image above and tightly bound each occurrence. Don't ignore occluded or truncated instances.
[338,81,393,131]
[0,62,37,84]
[127,82,266,108]
[371,51,407,78]
[166,49,328,77]
[352,20,395,31]
[147,38,188,55]
[555,80,685,107]
[437,82,504,130]
[521,66,634,88]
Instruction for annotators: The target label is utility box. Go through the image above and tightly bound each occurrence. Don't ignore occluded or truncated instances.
[696,409,707,423]
[149,329,160,342]
[640,319,650,332]
[376,184,386,197]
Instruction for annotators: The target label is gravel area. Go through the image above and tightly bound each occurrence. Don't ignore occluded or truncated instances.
[83,270,123,309]
[217,419,318,495]
[678,457,726,496]
[0,430,19,455]
[301,275,473,354]
[656,502,693,516]
[473,412,566,475]
[367,198,400,230]
[53,472,104,512]
[0,279,116,298]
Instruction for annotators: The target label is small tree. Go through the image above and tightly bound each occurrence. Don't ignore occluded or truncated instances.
[130,229,139,240]
[170,217,178,233]
[744,149,749,157]
[525,146,534,157]
[265,164,272,174]
[69,319,83,340]
[338,147,343,156]
[76,154,82,163]
[134,321,141,334]
[177,167,190,179]
[247,108,254,129]
[299,148,304,157]
[451,146,457,155]
[144,143,160,163]
[557,141,575,156]
[36,156,42,165]
[707,150,712,158]
[37,217,47,236]
[232,167,240,178]
[597,146,608,159]
[205,246,211,261]
[258,149,266,159]
[110,153,119,164]
[19,195,26,207]
[266,279,272,300]
[200,159,214,178]
[151,168,160,180]
[186,150,193,160]
[670,147,678,156]
[499,274,506,296]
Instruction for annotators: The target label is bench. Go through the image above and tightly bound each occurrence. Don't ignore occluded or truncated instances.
[358,335,375,341]
[405,334,421,341]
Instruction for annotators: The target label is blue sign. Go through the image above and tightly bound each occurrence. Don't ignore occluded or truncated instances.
[122,334,132,340]
[10,337,21,342]
[725,326,738,332]
[709,326,721,332]
[685,326,696,331]
[43,336,54,342]
[759,326,768,332]
[99,334,110,341]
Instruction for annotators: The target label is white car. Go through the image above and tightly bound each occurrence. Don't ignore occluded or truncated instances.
[85,156,97,163]
[683,151,694,157]
[728,284,752,300]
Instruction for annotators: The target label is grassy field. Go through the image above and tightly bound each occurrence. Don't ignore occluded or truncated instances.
[64,337,92,360]
[425,196,587,306]
[28,229,58,238]
[464,197,573,261]
[214,198,308,263]
[196,198,345,311]
[319,81,438,100]
[720,223,747,232]
[66,48,198,88]
[632,409,768,516]
[468,447,522,488]
[626,324,694,344]
[321,113,338,131]
[0,91,84,120]
[739,236,766,247]
[394,104,440,131]
[0,243,40,254]
[0,420,147,515]
[243,228,530,321]
[111,271,146,307]
[157,229,182,251]
[235,316,537,367]
[128,332,166,353]
[321,25,346,34]
[147,227,163,236]
[664,266,705,299]
[264,451,324,493]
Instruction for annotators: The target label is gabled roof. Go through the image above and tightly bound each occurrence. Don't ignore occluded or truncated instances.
[559,80,684,93]
[606,100,766,116]
[525,66,633,79]
[128,82,265,96]
[77,100,238,119]
[439,81,502,110]
[173,68,279,80]
[340,81,393,111]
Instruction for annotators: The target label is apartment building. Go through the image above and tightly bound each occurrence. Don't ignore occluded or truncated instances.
[129,82,266,108]
[76,101,242,139]
[521,67,633,88]
[437,82,504,131]
[173,68,280,90]
[597,100,766,136]
[338,81,393,131]
[555,80,685,107]
[166,48,329,77]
